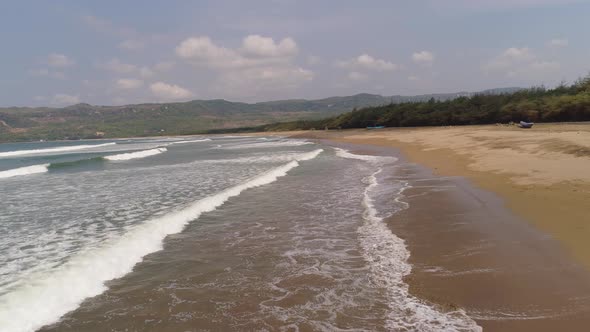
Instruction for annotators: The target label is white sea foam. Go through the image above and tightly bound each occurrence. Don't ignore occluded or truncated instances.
[222,140,314,149]
[0,143,116,158]
[0,149,323,332]
[334,147,397,163]
[202,151,312,164]
[357,164,481,331]
[167,138,211,145]
[104,148,167,161]
[0,164,49,179]
[217,135,254,139]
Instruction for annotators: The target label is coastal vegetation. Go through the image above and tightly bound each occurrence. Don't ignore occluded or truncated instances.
[253,75,590,132]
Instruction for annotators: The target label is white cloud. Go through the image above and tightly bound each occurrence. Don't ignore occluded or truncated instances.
[52,94,80,105]
[176,36,243,68]
[412,51,435,66]
[502,47,535,60]
[176,35,297,69]
[348,71,368,81]
[176,35,313,97]
[546,38,568,48]
[119,39,145,51]
[484,47,536,72]
[484,47,560,80]
[46,53,75,67]
[241,35,298,57]
[336,54,398,71]
[150,82,193,100]
[103,58,138,74]
[116,78,144,90]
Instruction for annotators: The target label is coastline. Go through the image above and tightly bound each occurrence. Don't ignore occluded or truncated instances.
[290,123,590,269]
[292,124,590,330]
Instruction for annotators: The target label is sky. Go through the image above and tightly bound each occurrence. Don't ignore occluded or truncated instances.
[1,0,589,106]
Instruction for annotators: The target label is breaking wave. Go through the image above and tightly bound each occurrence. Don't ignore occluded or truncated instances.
[104,148,167,161]
[167,139,211,145]
[0,149,323,332]
[334,147,398,163]
[0,143,116,158]
[222,140,313,149]
[0,164,49,179]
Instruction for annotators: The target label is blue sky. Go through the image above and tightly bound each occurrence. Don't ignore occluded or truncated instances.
[1,0,589,106]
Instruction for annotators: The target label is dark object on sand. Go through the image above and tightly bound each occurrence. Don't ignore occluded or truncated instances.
[366,125,385,129]
[518,121,534,128]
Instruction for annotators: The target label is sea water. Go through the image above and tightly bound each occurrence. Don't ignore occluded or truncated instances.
[0,136,480,331]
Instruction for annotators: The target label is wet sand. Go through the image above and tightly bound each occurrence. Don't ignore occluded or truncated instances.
[391,152,590,331]
[298,125,590,331]
[291,123,590,268]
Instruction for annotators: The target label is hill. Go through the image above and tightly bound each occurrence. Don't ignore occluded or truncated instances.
[0,88,521,142]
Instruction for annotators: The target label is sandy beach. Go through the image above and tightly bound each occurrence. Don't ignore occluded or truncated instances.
[293,123,590,330]
[293,123,590,268]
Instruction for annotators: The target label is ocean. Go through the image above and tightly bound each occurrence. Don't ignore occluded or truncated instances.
[0,136,480,331]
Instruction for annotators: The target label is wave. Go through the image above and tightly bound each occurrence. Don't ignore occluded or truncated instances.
[0,143,116,158]
[0,164,49,179]
[104,148,167,161]
[1,148,167,178]
[47,157,105,170]
[334,147,398,163]
[222,140,313,149]
[202,151,315,164]
[0,149,323,332]
[217,135,253,139]
[357,167,480,331]
[167,138,211,145]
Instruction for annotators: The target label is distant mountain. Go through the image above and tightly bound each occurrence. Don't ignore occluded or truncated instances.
[0,88,523,142]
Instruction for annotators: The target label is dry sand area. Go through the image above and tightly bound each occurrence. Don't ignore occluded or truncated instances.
[295,122,590,269]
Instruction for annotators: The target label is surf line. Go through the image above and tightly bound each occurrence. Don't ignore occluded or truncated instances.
[0,149,323,332]
[0,143,116,158]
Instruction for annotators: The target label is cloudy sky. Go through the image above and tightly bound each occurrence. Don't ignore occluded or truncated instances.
[1,0,589,106]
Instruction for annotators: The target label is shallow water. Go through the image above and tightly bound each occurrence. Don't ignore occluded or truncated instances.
[0,136,479,331]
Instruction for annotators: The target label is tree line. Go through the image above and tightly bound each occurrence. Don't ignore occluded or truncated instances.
[242,75,590,132]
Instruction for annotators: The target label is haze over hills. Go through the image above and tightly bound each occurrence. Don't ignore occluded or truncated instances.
[0,87,521,142]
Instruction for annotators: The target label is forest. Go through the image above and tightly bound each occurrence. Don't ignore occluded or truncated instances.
[250,75,590,132]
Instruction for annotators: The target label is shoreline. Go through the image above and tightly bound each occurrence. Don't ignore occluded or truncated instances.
[294,125,590,330]
[291,124,590,332]
[290,123,590,269]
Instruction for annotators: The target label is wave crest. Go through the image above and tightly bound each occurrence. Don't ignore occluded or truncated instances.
[0,164,49,179]
[0,143,116,158]
[104,148,167,161]
[334,147,397,163]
